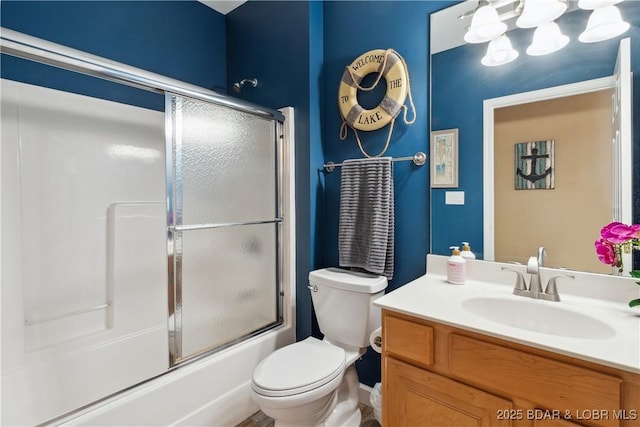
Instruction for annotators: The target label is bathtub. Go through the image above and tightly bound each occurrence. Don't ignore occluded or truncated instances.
[62,325,295,426]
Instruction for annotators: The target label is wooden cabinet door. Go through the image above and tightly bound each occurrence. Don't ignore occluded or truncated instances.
[384,357,513,427]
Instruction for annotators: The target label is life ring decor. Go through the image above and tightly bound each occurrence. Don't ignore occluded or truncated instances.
[338,48,416,158]
[339,49,407,131]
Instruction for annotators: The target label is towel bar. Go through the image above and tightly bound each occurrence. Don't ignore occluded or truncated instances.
[323,151,426,172]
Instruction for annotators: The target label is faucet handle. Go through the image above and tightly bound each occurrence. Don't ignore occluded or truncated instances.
[502,267,529,297]
[541,274,575,302]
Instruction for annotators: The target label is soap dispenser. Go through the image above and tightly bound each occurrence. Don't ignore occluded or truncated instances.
[447,246,466,285]
[461,242,476,260]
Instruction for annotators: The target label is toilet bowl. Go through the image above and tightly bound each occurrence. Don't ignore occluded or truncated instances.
[251,337,349,426]
[250,268,387,427]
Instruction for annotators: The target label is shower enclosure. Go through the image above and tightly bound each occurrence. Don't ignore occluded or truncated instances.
[1,28,295,426]
[167,95,284,364]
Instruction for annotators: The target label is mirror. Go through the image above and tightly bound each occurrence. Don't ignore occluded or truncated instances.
[429,0,638,273]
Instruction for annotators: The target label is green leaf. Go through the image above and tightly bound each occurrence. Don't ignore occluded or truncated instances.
[630,270,640,279]
[629,299,640,308]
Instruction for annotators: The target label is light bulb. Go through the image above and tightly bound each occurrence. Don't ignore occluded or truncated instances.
[579,5,630,43]
[516,0,568,28]
[464,5,508,43]
[527,21,570,55]
[482,35,519,66]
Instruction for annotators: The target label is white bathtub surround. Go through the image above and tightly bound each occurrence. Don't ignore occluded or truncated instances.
[1,79,168,426]
[374,254,640,374]
[1,78,297,426]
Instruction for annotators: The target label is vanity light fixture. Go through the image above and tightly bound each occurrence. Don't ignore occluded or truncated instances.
[526,21,570,55]
[578,5,630,43]
[464,0,629,66]
[481,34,519,66]
[516,0,568,28]
[464,4,508,43]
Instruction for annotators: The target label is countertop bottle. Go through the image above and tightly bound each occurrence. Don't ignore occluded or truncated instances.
[461,242,476,260]
[447,246,466,285]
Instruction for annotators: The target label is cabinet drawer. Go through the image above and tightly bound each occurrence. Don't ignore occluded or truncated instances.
[449,334,622,427]
[385,356,513,427]
[383,312,434,368]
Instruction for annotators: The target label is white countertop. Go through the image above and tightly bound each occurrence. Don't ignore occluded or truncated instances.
[375,255,640,374]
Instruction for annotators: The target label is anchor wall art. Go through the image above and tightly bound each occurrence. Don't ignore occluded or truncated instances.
[514,140,555,190]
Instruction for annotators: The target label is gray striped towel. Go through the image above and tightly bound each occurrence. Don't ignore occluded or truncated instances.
[338,157,394,279]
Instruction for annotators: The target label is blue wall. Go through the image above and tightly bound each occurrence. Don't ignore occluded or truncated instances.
[226,1,317,341]
[229,0,452,387]
[431,3,640,266]
[0,1,226,111]
[320,1,451,386]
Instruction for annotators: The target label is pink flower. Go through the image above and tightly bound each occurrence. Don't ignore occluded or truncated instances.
[600,222,640,244]
[595,238,618,266]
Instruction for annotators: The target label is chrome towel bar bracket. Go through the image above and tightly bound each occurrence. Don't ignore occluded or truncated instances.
[323,151,427,172]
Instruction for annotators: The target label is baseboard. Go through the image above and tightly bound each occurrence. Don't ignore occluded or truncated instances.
[358,382,373,407]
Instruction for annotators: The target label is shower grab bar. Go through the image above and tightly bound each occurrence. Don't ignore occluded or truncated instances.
[323,151,427,172]
[0,27,285,122]
[169,218,282,232]
[24,300,112,326]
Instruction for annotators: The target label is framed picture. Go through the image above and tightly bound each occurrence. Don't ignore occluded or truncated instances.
[514,140,555,190]
[430,128,459,188]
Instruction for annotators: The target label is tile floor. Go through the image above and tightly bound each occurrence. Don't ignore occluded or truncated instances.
[236,402,379,427]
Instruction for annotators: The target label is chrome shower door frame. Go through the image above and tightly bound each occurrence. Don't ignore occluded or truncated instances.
[165,94,285,366]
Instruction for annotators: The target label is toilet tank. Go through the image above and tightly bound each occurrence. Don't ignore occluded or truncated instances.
[308,268,387,349]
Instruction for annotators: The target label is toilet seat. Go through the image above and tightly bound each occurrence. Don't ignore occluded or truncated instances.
[252,337,346,398]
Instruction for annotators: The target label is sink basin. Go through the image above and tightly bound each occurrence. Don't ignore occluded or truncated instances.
[461,297,616,339]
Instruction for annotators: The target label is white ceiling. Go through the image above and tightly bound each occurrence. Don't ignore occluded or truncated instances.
[199,0,246,15]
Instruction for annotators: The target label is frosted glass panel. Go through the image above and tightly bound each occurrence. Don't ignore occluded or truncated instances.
[179,223,278,358]
[169,95,282,363]
[173,97,277,225]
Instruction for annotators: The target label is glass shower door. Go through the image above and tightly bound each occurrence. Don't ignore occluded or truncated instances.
[166,95,282,364]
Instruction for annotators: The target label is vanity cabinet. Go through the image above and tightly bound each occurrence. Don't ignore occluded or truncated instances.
[382,310,640,427]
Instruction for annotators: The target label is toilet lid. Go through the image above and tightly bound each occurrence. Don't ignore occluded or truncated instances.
[252,337,346,397]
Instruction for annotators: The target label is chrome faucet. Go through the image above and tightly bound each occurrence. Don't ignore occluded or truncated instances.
[503,247,575,302]
[526,246,547,298]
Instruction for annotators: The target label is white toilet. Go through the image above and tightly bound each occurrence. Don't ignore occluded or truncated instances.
[251,267,387,427]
